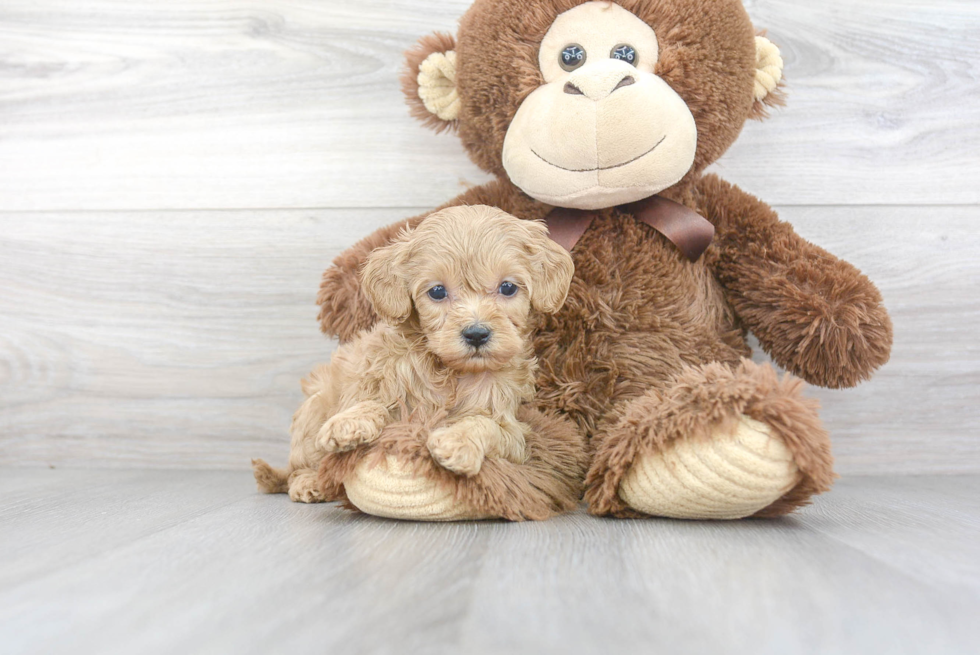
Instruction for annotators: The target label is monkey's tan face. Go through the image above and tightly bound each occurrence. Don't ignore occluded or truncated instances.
[502,1,698,210]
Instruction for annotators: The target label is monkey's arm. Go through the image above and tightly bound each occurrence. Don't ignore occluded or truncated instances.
[317,180,549,341]
[696,174,892,389]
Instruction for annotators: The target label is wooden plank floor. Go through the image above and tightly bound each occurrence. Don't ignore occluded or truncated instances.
[0,470,978,655]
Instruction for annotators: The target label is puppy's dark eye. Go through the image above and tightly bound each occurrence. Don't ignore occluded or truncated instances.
[427,285,447,301]
[498,281,519,297]
[560,44,586,72]
[611,44,637,66]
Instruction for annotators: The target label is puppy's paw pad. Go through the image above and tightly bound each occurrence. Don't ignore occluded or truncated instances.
[427,429,484,477]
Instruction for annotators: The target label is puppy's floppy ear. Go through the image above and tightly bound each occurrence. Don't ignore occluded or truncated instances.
[360,233,413,325]
[401,32,459,133]
[523,220,575,314]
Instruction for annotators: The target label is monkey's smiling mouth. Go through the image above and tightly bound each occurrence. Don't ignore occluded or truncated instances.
[531,135,667,173]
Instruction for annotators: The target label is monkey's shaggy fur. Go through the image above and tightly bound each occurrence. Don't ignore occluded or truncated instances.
[315,0,892,519]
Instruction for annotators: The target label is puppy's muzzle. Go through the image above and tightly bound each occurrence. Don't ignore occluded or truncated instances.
[461,324,492,348]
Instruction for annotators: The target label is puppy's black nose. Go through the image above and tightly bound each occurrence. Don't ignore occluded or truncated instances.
[462,324,492,348]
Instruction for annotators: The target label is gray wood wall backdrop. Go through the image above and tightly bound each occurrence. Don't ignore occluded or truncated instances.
[0,0,977,474]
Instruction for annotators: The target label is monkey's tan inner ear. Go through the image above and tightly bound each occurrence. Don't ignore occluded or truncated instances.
[417,51,460,121]
[755,36,783,102]
[754,36,784,102]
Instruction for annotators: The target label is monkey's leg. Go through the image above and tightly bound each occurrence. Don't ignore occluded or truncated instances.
[585,359,835,519]
[326,406,587,522]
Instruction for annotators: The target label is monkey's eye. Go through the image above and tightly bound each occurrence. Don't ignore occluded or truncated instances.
[559,44,586,72]
[498,281,519,297]
[427,285,448,301]
[611,44,638,66]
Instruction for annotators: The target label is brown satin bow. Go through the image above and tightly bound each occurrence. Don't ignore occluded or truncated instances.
[544,195,715,261]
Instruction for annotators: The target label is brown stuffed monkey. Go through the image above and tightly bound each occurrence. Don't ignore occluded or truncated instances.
[314,0,893,520]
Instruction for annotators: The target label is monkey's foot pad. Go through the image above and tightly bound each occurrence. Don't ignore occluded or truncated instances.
[344,455,490,521]
[619,416,801,520]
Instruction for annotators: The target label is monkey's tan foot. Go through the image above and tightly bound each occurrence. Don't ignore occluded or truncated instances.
[321,406,589,522]
[344,455,491,521]
[317,401,388,453]
[586,360,836,519]
[287,469,327,503]
[619,416,800,520]
[426,420,490,477]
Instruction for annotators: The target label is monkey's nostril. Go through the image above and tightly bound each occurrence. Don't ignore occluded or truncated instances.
[613,76,636,92]
[461,324,492,348]
[563,82,584,96]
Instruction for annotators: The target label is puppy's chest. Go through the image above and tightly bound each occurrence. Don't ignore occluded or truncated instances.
[402,372,524,420]
[444,373,510,417]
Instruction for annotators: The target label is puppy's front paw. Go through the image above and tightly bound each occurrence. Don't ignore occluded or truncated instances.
[317,402,387,453]
[427,425,485,477]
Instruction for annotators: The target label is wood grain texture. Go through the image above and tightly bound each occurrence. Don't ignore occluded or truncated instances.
[0,470,978,655]
[0,208,399,469]
[1,206,976,474]
[0,0,978,211]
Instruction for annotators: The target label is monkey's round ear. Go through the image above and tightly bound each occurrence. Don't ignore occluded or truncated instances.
[750,36,786,120]
[360,235,413,325]
[401,32,460,133]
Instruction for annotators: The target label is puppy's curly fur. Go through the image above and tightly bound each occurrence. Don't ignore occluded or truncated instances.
[253,205,574,502]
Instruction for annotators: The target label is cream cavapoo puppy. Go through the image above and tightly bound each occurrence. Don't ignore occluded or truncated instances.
[253,205,575,502]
